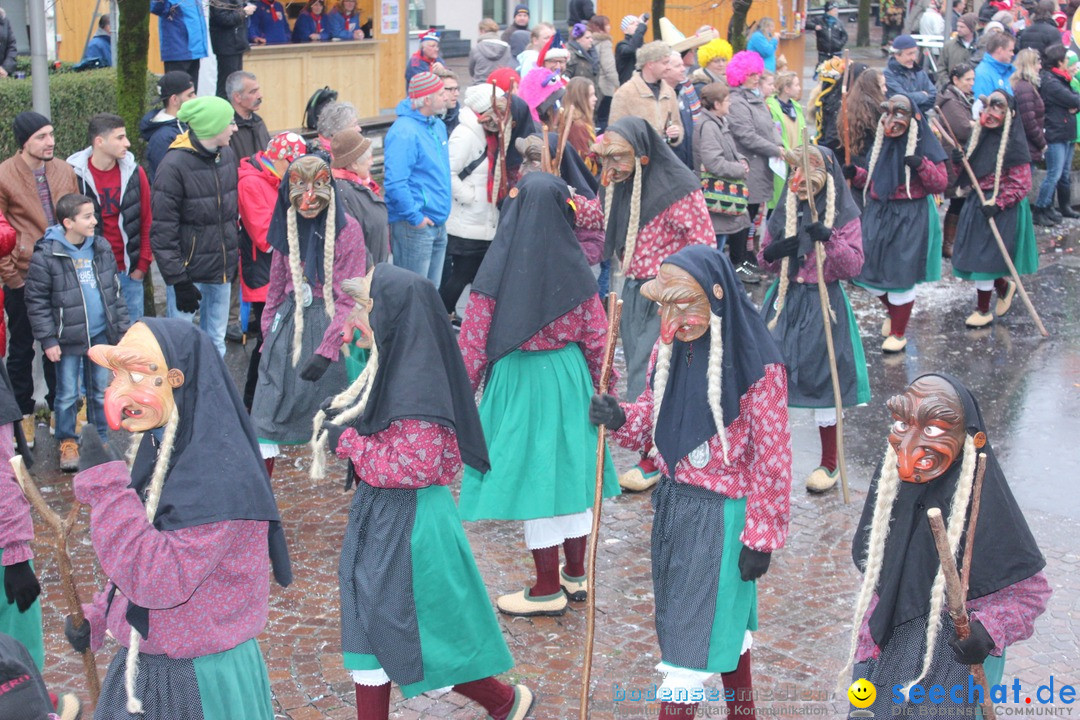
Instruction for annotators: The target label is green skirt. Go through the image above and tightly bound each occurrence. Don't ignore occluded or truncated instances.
[342,485,513,698]
[953,198,1038,280]
[0,550,43,671]
[459,345,620,522]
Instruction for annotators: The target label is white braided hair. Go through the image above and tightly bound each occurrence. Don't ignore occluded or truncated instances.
[964,102,1012,207]
[124,406,181,714]
[903,117,919,198]
[863,118,886,205]
[838,435,978,695]
[309,338,380,481]
[618,158,644,272]
[768,173,838,330]
[285,192,338,366]
[650,313,730,465]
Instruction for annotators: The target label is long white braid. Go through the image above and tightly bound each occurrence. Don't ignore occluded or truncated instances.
[904,118,919,198]
[768,174,838,330]
[649,340,673,440]
[286,206,306,366]
[309,339,380,480]
[838,444,903,691]
[322,191,337,321]
[125,433,144,468]
[620,159,644,273]
[124,406,181,714]
[901,434,977,697]
[705,313,730,464]
[964,110,1011,207]
[863,119,886,204]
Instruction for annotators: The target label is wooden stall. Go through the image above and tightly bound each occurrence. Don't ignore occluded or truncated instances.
[597,0,810,80]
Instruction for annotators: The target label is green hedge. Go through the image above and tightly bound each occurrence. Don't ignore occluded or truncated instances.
[0,69,158,160]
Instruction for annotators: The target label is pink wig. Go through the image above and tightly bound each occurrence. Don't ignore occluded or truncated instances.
[517,67,563,123]
[726,50,764,88]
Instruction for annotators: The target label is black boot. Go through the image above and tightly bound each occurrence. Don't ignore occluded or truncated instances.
[1058,187,1080,219]
[1032,206,1054,227]
[1045,205,1063,224]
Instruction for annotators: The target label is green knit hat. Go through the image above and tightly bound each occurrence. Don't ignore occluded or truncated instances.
[177,96,234,139]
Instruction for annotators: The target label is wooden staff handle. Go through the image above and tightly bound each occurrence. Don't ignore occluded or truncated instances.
[931,115,1049,337]
[555,105,576,175]
[926,508,997,720]
[541,123,552,174]
[960,452,987,596]
[579,292,623,720]
[12,456,100,704]
[800,129,850,503]
[840,50,853,167]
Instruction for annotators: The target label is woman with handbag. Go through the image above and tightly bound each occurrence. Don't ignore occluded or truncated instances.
[695,83,751,252]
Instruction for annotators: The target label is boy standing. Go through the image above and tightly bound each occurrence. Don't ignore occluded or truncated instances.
[25,194,131,470]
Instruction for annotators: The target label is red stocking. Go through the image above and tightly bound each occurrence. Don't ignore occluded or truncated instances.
[721,650,756,716]
[994,277,1009,296]
[818,424,837,473]
[639,439,659,474]
[976,290,993,314]
[530,545,561,596]
[563,535,587,578]
[889,300,914,338]
[354,682,391,720]
[658,701,699,718]
[454,677,516,720]
[877,294,892,312]
[264,457,275,478]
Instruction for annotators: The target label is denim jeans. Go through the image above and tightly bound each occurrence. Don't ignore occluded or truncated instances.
[118,272,145,320]
[390,221,447,288]
[1037,142,1075,207]
[715,234,729,252]
[165,282,231,357]
[54,334,111,441]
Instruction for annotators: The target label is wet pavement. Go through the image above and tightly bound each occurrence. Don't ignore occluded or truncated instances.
[23,219,1080,720]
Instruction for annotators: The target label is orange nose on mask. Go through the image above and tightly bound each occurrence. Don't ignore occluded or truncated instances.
[103,387,130,431]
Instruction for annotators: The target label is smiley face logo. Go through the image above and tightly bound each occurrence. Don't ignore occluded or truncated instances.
[848,678,876,708]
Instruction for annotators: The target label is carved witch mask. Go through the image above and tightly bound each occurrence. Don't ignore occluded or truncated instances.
[641,263,719,344]
[881,94,914,139]
[885,375,968,484]
[288,155,333,219]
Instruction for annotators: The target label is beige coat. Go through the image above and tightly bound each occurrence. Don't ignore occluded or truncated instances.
[608,73,684,146]
[0,153,77,288]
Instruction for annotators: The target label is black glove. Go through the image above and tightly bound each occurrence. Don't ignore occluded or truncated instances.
[588,394,626,430]
[322,421,348,452]
[842,165,857,180]
[904,154,924,170]
[173,281,202,314]
[762,235,800,263]
[78,425,118,471]
[980,202,1001,220]
[3,560,40,612]
[738,546,771,581]
[949,619,995,664]
[807,221,832,244]
[300,354,332,382]
[65,615,91,654]
[950,148,964,166]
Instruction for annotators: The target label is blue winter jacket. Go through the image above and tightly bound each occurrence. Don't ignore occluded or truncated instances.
[151,0,208,62]
[973,54,1016,101]
[383,99,451,226]
[747,31,778,72]
[80,32,112,67]
[248,1,290,44]
[292,11,331,43]
[883,56,937,114]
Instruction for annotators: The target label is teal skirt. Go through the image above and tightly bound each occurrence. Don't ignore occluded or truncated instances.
[342,485,513,698]
[459,345,620,522]
[0,550,43,671]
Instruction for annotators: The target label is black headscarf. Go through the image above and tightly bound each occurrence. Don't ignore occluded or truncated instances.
[652,246,785,472]
[543,131,599,199]
[506,94,537,170]
[766,145,861,267]
[471,172,598,370]
[266,157,347,285]
[600,117,702,262]
[124,319,292,635]
[869,91,948,200]
[347,264,490,474]
[961,91,1031,188]
[853,373,1045,649]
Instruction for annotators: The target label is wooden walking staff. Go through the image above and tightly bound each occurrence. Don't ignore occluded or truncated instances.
[800,128,851,504]
[960,452,989,598]
[927,504,997,720]
[11,455,101,704]
[931,114,1050,337]
[555,105,577,174]
[579,291,623,720]
[840,50,853,166]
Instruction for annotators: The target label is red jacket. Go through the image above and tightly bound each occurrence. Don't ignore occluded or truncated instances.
[0,211,14,355]
[236,155,279,303]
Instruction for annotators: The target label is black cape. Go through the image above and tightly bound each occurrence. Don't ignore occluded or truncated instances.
[126,318,292,636]
[266,157,348,285]
[471,172,598,371]
[869,91,948,200]
[347,263,490,474]
[960,93,1031,189]
[853,373,1045,649]
[600,117,701,262]
[542,131,599,200]
[653,246,785,472]
[766,145,861,267]
[506,94,537,170]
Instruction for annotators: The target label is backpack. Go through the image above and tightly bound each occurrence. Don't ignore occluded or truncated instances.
[303,86,339,130]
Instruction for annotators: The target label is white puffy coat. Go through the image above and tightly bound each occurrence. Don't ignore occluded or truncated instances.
[446,107,499,241]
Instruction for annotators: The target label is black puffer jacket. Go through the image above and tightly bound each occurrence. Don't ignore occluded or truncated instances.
[25,229,131,354]
[0,8,16,76]
[150,132,240,286]
[1039,68,1080,144]
[1017,19,1063,57]
[209,0,251,56]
